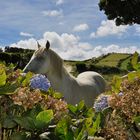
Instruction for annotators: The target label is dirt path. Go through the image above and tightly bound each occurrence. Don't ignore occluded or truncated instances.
[64,65,73,73]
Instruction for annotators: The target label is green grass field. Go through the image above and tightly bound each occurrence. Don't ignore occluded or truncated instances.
[64,53,133,82]
[96,53,131,67]
[120,56,131,70]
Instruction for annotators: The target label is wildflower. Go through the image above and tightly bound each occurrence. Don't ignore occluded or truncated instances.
[30,74,51,92]
[94,95,109,112]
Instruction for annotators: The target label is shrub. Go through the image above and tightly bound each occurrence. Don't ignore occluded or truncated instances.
[0,52,140,140]
[76,61,87,73]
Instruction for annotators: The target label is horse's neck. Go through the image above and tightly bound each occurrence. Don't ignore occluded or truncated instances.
[46,66,76,93]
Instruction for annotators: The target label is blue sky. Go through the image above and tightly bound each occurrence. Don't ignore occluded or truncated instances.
[0,0,140,60]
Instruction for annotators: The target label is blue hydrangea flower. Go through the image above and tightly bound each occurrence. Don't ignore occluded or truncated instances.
[30,74,51,92]
[94,95,109,112]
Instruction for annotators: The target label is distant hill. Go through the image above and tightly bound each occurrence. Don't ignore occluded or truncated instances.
[64,53,135,81]
[95,53,131,68]
[65,53,132,70]
[0,49,136,81]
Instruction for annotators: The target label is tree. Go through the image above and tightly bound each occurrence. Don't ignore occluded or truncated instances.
[0,48,2,52]
[4,46,34,53]
[99,0,140,26]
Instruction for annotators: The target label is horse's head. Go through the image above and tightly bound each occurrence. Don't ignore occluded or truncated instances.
[23,41,51,74]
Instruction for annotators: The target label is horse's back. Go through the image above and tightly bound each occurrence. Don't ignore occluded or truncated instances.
[76,71,106,93]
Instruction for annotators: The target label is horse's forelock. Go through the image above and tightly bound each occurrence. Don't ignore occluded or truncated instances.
[34,47,46,57]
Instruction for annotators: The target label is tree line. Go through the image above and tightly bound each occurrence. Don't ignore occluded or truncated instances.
[0,46,34,69]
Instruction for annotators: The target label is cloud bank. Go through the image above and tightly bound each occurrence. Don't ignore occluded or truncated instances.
[90,20,128,38]
[10,32,140,60]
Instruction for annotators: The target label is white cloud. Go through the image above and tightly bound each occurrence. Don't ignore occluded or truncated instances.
[20,32,34,37]
[56,0,64,5]
[10,38,37,50]
[42,9,63,17]
[90,20,128,38]
[73,23,89,32]
[10,32,140,60]
[94,44,140,55]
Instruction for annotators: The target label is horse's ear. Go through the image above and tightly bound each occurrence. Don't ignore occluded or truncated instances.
[46,40,50,50]
[37,41,41,48]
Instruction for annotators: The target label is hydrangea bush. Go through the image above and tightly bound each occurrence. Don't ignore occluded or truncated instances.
[102,77,140,139]
[0,52,140,140]
[0,65,101,140]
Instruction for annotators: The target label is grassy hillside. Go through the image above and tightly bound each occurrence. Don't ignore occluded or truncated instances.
[65,53,132,69]
[64,53,133,82]
[96,53,131,68]
[0,51,134,82]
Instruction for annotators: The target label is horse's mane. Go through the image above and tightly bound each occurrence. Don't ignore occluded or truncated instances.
[48,49,63,78]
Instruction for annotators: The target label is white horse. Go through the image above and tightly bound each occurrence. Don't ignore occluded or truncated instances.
[23,41,106,107]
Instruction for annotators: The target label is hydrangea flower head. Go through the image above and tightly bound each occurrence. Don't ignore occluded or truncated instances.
[94,95,109,112]
[30,74,51,92]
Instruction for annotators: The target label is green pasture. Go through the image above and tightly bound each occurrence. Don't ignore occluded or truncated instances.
[96,53,131,67]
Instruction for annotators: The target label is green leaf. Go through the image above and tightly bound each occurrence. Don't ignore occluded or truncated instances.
[14,117,36,131]
[3,117,17,128]
[22,72,33,87]
[85,108,95,118]
[35,110,54,130]
[131,52,140,70]
[0,65,7,87]
[56,119,68,137]
[85,117,93,128]
[55,118,73,140]
[23,105,43,118]
[112,76,122,93]
[87,114,101,136]
[10,132,31,140]
[68,104,77,114]
[128,72,137,82]
[76,126,88,140]
[34,120,46,130]
[133,116,140,124]
[77,100,85,111]
[17,75,24,84]
[53,92,63,99]
[128,71,140,82]
[8,63,15,69]
[0,84,19,95]
[36,110,54,124]
[22,106,44,130]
